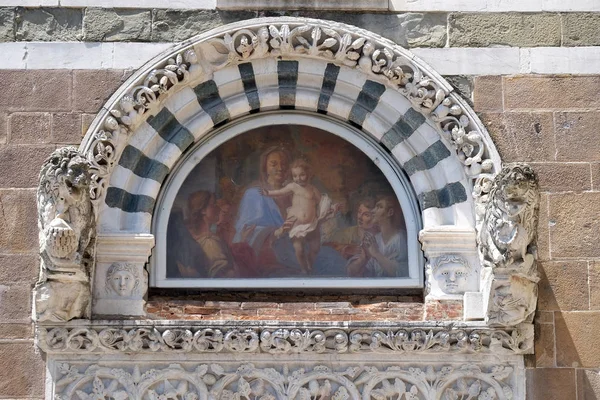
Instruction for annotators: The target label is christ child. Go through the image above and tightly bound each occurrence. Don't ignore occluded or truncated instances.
[260,158,333,274]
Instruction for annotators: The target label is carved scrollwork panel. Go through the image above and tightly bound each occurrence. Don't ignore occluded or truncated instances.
[52,361,521,400]
[37,325,534,355]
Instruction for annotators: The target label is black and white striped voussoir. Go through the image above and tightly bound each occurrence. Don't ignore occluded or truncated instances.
[105,59,469,215]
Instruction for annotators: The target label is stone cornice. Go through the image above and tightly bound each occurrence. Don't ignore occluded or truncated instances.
[36,321,534,355]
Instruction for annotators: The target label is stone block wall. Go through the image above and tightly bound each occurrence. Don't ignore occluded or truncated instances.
[473,75,600,398]
[0,1,599,399]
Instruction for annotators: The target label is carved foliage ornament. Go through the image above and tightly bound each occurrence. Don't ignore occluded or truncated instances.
[38,325,533,355]
[81,18,497,211]
[54,362,516,400]
[34,147,95,322]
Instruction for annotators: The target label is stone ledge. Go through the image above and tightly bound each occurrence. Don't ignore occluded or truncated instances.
[216,0,388,10]
[35,320,534,355]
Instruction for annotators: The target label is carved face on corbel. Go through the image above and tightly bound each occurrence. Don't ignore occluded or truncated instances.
[106,263,139,297]
[433,255,470,294]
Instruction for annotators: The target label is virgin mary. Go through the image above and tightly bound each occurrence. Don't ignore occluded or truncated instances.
[232,146,346,277]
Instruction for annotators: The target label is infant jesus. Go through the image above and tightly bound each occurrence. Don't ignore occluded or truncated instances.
[260,158,338,274]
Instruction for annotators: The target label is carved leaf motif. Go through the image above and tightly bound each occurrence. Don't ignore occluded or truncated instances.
[468,381,482,397]
[195,365,208,377]
[490,366,513,381]
[321,38,337,48]
[211,364,225,375]
[332,387,349,400]
[406,386,419,400]
[477,387,497,400]
[394,378,406,394]
[236,377,252,400]
[502,385,513,399]
[456,378,468,393]
[93,376,106,396]
[296,388,311,400]
[75,390,93,400]
[220,390,235,400]
[112,391,129,400]
[296,36,310,48]
[444,388,458,400]
[370,389,387,400]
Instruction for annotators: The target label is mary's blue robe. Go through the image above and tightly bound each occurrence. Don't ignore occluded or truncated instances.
[232,187,346,276]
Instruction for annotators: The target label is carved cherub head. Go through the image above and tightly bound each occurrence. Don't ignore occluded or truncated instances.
[106,262,140,297]
[433,255,470,294]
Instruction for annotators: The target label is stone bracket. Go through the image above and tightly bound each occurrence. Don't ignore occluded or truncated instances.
[92,233,155,317]
[419,226,481,304]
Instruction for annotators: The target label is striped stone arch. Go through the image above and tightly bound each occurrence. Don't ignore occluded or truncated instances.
[81,17,501,238]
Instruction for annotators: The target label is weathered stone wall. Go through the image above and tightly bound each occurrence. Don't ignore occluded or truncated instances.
[1,7,600,48]
[0,2,599,399]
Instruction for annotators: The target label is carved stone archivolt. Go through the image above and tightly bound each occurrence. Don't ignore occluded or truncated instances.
[81,17,499,220]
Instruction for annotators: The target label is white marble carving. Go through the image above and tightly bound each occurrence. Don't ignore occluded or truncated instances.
[419,227,481,302]
[80,18,499,212]
[31,18,534,399]
[477,163,540,327]
[433,255,471,295]
[92,234,154,317]
[50,360,523,400]
[37,324,534,355]
[105,262,140,297]
[33,147,95,322]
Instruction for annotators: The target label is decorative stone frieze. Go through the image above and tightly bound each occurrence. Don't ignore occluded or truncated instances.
[50,359,524,400]
[36,323,534,355]
[33,147,96,322]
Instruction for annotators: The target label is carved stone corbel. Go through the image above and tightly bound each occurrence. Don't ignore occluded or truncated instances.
[420,227,481,298]
[477,163,540,326]
[33,147,95,322]
[92,233,155,317]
